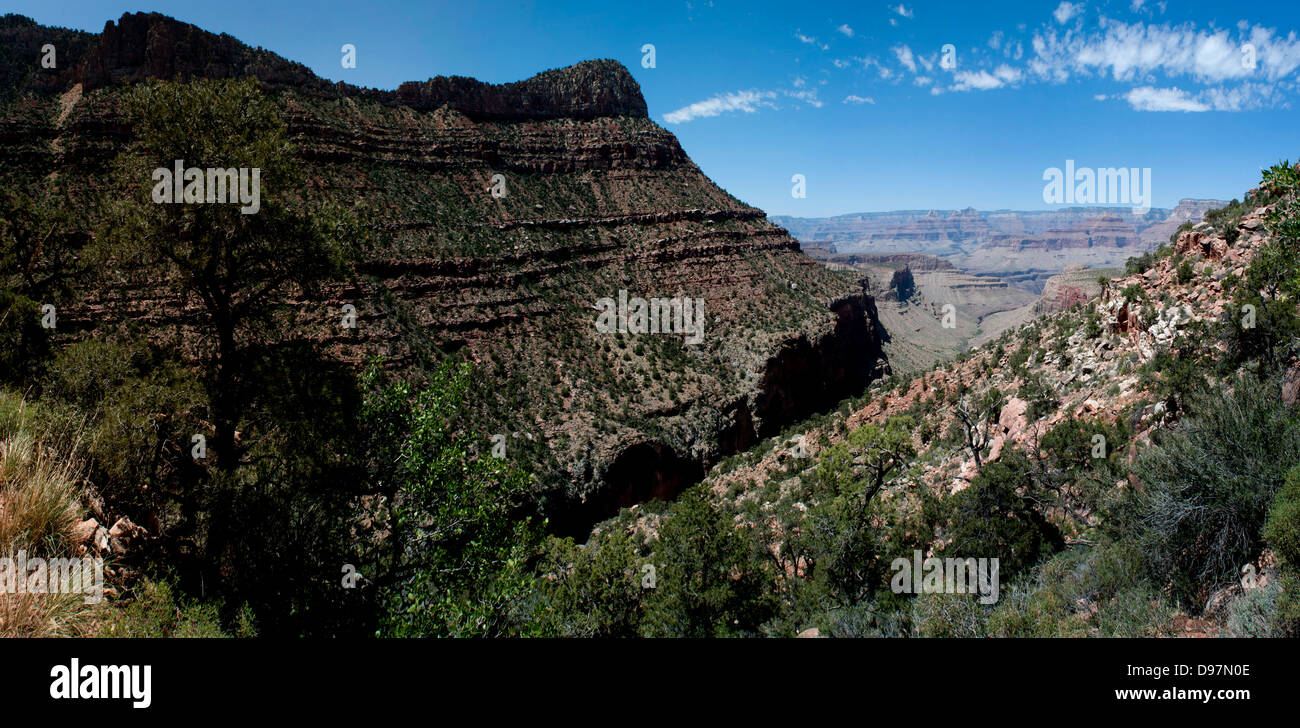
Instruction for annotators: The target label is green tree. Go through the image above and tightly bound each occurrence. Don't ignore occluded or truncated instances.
[944,448,1063,579]
[362,360,542,637]
[536,528,646,637]
[0,185,86,384]
[96,78,353,471]
[955,388,1004,475]
[641,489,771,637]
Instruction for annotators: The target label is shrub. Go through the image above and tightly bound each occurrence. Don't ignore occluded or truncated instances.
[1224,581,1282,638]
[364,360,542,637]
[536,528,646,637]
[640,488,772,637]
[96,577,253,638]
[911,593,987,637]
[1135,376,1300,609]
[943,449,1063,579]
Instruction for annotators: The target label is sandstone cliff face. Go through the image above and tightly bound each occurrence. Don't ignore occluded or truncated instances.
[2,13,888,537]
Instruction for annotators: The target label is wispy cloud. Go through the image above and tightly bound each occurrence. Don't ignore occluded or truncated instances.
[1030,19,1300,84]
[837,24,854,38]
[892,4,914,19]
[949,64,1022,91]
[796,31,829,50]
[663,90,778,123]
[843,94,875,104]
[1122,83,1280,112]
[1123,86,1208,111]
[1053,2,1083,25]
[663,84,825,123]
[893,44,918,73]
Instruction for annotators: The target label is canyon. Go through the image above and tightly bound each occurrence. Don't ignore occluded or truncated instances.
[771,198,1226,292]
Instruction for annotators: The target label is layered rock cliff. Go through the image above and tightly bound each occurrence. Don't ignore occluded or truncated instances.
[773,201,1227,292]
[0,12,888,537]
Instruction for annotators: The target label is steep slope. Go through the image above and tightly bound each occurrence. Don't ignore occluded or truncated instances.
[688,184,1291,634]
[0,12,888,536]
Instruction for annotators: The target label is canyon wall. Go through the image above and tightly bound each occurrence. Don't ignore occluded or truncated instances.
[1,12,889,537]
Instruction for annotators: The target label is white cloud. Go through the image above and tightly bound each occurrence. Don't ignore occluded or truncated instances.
[1094,93,1108,100]
[950,64,1023,91]
[796,32,829,50]
[893,44,918,73]
[663,90,778,123]
[1054,2,1083,24]
[1030,19,1300,85]
[785,87,824,108]
[837,24,854,38]
[914,76,933,86]
[843,94,875,104]
[1200,82,1281,111]
[893,4,913,19]
[1123,86,1209,111]
[1130,0,1145,11]
[951,70,1004,90]
[832,58,851,68]
[857,56,895,79]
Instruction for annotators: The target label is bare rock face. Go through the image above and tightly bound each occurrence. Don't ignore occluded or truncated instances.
[1033,263,1109,315]
[886,266,916,301]
[70,518,100,547]
[392,60,649,120]
[75,12,326,93]
[108,517,146,555]
[65,13,648,121]
[1175,229,1229,260]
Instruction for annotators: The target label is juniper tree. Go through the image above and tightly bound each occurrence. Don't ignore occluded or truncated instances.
[96,77,354,470]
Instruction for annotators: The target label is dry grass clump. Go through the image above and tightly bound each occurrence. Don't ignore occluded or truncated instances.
[0,390,99,637]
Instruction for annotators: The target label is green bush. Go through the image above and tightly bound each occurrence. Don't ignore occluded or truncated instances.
[1264,466,1300,568]
[1135,376,1300,609]
[942,449,1063,579]
[911,593,987,637]
[365,360,543,637]
[1225,581,1282,638]
[536,528,646,637]
[97,577,253,638]
[640,489,772,637]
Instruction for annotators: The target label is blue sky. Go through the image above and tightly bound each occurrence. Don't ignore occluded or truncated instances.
[14,0,1300,216]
